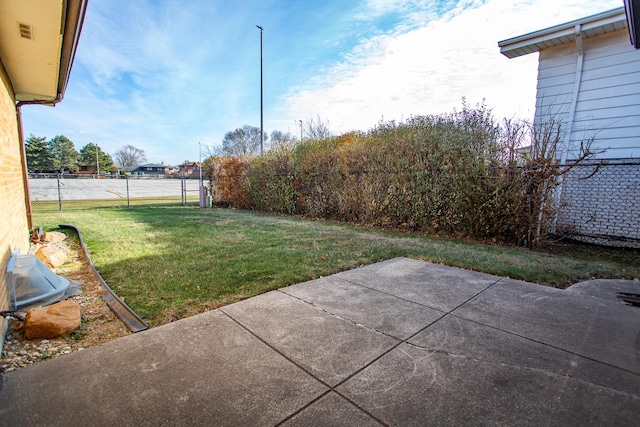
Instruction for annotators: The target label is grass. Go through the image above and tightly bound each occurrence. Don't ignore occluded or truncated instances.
[33,206,639,327]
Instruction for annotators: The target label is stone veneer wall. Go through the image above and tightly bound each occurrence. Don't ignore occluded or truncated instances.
[0,62,30,344]
[557,159,640,248]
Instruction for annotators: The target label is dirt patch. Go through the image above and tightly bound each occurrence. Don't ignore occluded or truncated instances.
[1,237,131,373]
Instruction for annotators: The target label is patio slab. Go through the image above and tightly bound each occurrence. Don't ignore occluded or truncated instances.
[221,290,399,387]
[0,310,327,426]
[337,342,640,427]
[453,278,640,373]
[409,315,640,396]
[333,257,501,311]
[565,278,640,302]
[282,276,445,340]
[280,392,383,427]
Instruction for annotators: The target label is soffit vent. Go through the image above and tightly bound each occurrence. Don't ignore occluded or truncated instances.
[18,22,33,40]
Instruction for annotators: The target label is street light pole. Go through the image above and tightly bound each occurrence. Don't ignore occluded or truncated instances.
[299,120,303,143]
[256,25,264,155]
[199,141,204,208]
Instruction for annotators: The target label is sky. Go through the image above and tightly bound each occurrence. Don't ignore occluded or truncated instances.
[21,0,623,166]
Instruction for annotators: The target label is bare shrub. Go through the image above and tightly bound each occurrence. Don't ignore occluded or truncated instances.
[203,156,251,208]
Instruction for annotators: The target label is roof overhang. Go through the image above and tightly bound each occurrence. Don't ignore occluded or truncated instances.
[0,0,87,104]
[626,0,640,48]
[498,7,628,59]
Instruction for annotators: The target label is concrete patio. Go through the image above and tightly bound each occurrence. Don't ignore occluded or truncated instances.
[1,257,639,426]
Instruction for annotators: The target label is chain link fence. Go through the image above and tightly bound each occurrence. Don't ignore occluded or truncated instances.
[29,174,207,211]
[556,159,640,248]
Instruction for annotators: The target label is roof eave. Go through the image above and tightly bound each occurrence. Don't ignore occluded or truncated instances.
[498,7,627,59]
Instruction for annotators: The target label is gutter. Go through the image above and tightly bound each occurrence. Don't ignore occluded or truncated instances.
[625,0,640,48]
[58,0,89,101]
[15,102,35,230]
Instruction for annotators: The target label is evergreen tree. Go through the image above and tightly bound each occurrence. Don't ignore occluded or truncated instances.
[79,143,116,173]
[49,135,79,172]
[25,134,53,172]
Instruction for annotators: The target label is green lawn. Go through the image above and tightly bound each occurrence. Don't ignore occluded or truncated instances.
[33,206,639,326]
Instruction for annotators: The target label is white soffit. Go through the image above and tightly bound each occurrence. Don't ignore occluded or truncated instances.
[499,7,628,59]
[0,0,64,102]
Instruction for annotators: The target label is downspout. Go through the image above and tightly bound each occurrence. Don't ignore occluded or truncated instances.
[552,23,584,231]
[16,103,34,231]
[16,98,61,231]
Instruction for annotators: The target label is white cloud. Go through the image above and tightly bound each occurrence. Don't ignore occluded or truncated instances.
[274,0,622,134]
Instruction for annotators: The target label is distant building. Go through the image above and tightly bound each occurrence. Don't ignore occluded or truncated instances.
[121,163,168,176]
[178,161,202,178]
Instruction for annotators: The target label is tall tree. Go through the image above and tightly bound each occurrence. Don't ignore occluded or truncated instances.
[270,130,298,148]
[49,135,79,172]
[79,143,116,173]
[303,115,331,140]
[114,144,147,167]
[221,125,267,156]
[25,134,53,172]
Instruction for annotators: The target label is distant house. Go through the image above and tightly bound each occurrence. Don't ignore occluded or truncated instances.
[122,163,168,176]
[178,161,202,177]
[76,163,117,176]
[499,5,640,247]
[77,165,96,175]
[0,1,87,348]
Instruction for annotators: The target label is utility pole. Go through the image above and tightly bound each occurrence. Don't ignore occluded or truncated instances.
[199,142,205,208]
[95,144,99,176]
[256,25,264,155]
[299,120,303,143]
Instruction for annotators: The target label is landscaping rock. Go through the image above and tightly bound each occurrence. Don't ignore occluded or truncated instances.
[43,231,66,243]
[23,300,81,340]
[36,245,67,268]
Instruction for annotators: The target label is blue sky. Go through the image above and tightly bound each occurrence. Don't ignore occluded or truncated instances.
[21,0,622,165]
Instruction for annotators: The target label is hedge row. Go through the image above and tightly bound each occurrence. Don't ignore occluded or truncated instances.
[204,104,576,247]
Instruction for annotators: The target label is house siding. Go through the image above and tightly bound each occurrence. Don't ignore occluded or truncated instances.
[533,28,640,246]
[0,63,30,341]
[535,29,640,159]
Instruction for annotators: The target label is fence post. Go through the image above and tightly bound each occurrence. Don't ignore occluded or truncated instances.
[290,173,295,216]
[181,176,185,206]
[57,174,62,211]
[126,175,130,207]
[411,170,417,232]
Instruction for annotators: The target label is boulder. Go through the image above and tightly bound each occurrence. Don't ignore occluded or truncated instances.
[36,246,67,268]
[43,231,66,243]
[24,300,81,339]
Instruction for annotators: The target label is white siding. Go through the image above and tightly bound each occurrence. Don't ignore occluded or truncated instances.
[534,30,640,159]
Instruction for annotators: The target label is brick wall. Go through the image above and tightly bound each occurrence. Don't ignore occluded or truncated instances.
[0,63,30,340]
[557,160,640,248]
